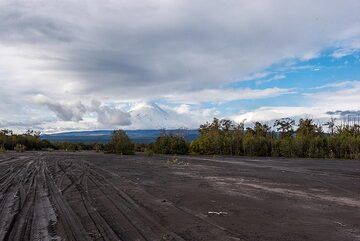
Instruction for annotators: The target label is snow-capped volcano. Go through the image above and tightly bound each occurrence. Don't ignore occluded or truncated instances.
[128,102,194,129]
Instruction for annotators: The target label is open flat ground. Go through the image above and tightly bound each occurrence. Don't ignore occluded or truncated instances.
[0,152,359,241]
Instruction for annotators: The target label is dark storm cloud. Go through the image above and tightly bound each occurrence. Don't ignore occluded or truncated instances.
[62,49,153,80]
[0,5,73,44]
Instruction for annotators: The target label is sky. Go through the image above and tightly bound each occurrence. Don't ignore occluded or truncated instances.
[0,0,360,133]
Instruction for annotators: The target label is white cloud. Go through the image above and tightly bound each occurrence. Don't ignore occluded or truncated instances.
[311,80,358,90]
[90,100,131,126]
[164,87,293,104]
[232,81,360,123]
[175,104,191,114]
[233,106,329,124]
[34,95,86,121]
[0,1,359,131]
[331,40,360,58]
[304,82,360,110]
[1,0,360,98]
[241,72,271,81]
[127,102,217,129]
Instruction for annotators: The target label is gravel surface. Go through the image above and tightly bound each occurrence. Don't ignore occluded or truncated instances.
[0,151,359,241]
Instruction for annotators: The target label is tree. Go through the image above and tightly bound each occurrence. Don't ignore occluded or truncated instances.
[271,118,296,157]
[324,117,336,135]
[294,118,326,158]
[296,118,319,137]
[190,118,245,155]
[243,122,272,156]
[107,130,134,155]
[274,118,295,138]
[153,134,189,155]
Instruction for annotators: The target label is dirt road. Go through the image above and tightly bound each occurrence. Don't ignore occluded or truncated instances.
[0,152,359,241]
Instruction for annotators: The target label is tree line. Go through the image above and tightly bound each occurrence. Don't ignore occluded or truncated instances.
[150,117,360,159]
[0,129,105,152]
[0,129,133,154]
[0,129,52,152]
[1,117,359,159]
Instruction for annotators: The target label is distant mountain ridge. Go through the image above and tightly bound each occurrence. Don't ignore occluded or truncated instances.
[41,129,199,144]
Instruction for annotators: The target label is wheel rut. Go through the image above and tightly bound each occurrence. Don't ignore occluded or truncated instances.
[0,153,207,241]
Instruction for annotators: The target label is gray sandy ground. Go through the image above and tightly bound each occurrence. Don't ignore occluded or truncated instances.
[0,151,359,241]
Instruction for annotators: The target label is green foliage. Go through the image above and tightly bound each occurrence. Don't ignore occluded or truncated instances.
[134,143,148,152]
[107,129,135,155]
[0,144,6,153]
[329,124,360,159]
[190,118,244,155]
[1,117,359,160]
[14,143,26,152]
[93,143,104,153]
[0,129,54,151]
[191,118,360,159]
[242,132,256,156]
[152,133,189,155]
[271,137,295,157]
[144,148,154,156]
[293,118,324,158]
[242,124,272,157]
[274,118,295,138]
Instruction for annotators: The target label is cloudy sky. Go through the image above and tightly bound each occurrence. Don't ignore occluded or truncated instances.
[0,0,360,132]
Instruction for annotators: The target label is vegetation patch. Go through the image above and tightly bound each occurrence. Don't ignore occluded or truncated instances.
[189,117,360,159]
[107,129,135,155]
[1,116,359,159]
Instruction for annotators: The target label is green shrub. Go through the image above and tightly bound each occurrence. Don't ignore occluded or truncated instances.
[243,133,256,156]
[190,118,244,155]
[14,144,26,152]
[93,143,102,153]
[190,118,359,159]
[153,134,189,155]
[0,145,6,153]
[107,129,135,155]
[278,137,295,157]
[144,148,154,156]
